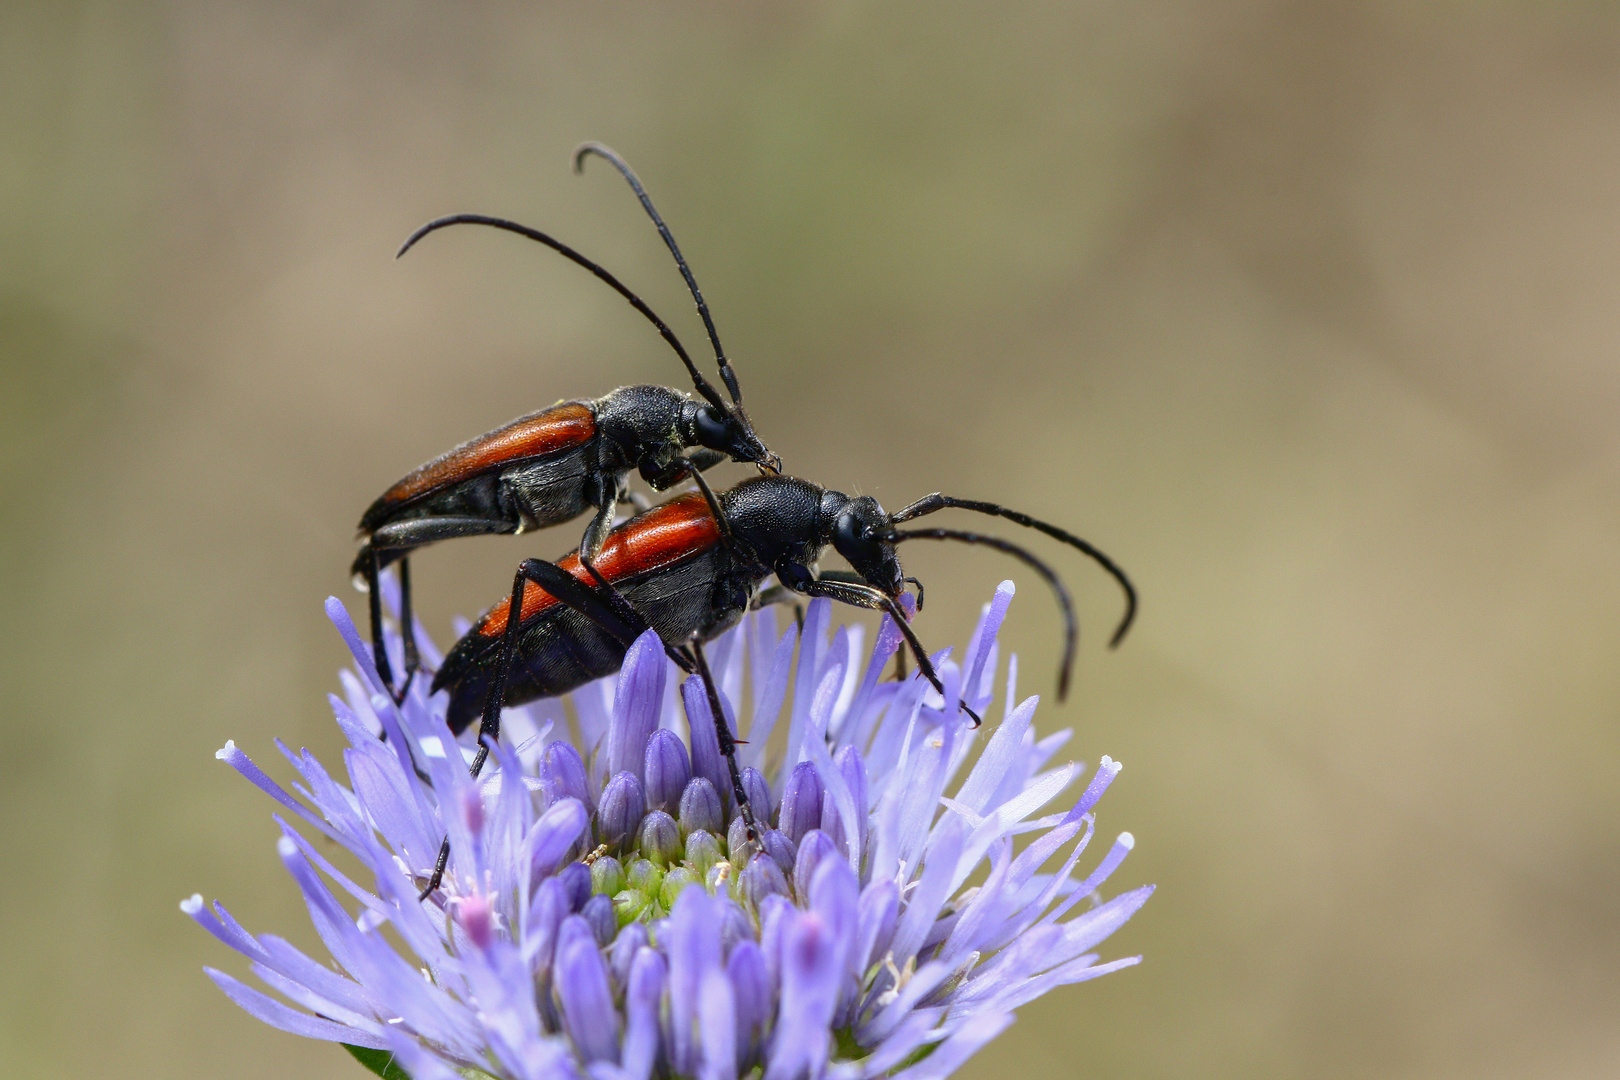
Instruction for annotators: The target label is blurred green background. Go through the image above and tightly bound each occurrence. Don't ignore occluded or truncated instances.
[5,2,1620,1077]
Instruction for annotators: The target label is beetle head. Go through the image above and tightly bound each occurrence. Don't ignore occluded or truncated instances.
[830,496,904,598]
[691,403,781,474]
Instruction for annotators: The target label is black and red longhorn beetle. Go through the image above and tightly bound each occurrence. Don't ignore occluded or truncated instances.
[354,144,781,705]
[413,469,1136,897]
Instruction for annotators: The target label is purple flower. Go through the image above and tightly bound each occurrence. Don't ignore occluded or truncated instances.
[186,578,1151,1079]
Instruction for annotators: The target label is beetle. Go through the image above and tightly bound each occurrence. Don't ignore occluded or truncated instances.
[411,469,1136,896]
[354,143,780,704]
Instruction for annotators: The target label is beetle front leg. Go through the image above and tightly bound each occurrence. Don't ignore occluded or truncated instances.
[778,566,980,727]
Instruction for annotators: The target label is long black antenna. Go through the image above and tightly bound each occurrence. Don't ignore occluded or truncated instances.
[396,213,730,414]
[889,493,1136,647]
[572,143,745,409]
[886,527,1080,701]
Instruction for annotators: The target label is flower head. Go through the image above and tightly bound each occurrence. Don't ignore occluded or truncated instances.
[186,580,1151,1080]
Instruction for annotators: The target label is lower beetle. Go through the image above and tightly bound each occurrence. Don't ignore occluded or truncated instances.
[412,470,1135,896]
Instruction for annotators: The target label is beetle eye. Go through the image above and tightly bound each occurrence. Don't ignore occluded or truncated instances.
[693,406,735,450]
[834,513,858,550]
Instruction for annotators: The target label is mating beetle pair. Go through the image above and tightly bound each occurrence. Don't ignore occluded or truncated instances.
[355,144,1135,897]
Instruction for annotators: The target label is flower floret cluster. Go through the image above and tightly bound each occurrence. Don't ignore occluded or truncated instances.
[186,581,1150,1080]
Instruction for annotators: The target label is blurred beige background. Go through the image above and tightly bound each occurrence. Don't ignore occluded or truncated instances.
[4,2,1619,1078]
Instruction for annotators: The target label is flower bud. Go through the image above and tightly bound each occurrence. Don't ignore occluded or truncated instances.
[740,851,789,909]
[596,770,646,854]
[660,866,699,910]
[581,893,617,947]
[727,815,753,860]
[625,858,664,897]
[638,810,682,866]
[643,728,691,815]
[793,828,838,899]
[614,889,653,927]
[678,776,724,837]
[610,921,649,987]
[557,862,592,913]
[761,828,798,878]
[740,766,772,824]
[685,830,724,877]
[543,741,593,813]
[779,761,823,845]
[590,855,624,898]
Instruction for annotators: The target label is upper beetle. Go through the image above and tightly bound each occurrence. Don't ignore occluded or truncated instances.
[354,144,780,703]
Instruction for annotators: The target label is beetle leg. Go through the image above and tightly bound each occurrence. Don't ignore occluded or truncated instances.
[687,448,726,473]
[366,515,517,557]
[396,558,420,706]
[364,547,400,698]
[785,574,980,728]
[580,488,617,565]
[749,584,796,610]
[361,517,516,706]
[690,637,759,841]
[678,461,737,549]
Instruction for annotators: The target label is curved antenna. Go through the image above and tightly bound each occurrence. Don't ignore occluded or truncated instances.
[889,493,1136,647]
[886,527,1080,701]
[397,212,730,414]
[572,143,744,408]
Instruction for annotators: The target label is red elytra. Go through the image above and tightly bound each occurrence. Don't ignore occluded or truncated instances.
[365,402,597,520]
[474,491,721,638]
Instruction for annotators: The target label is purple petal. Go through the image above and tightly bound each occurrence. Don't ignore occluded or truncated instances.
[792,830,838,901]
[764,910,838,1080]
[727,938,772,1058]
[890,818,964,967]
[607,630,667,781]
[543,742,595,815]
[557,862,593,913]
[961,581,1015,712]
[557,932,621,1064]
[744,624,796,769]
[854,880,900,977]
[783,599,832,768]
[620,947,667,1080]
[890,1010,1013,1080]
[666,887,724,1075]
[205,967,385,1048]
[610,921,649,987]
[682,675,739,813]
[1070,755,1122,821]
[740,852,790,912]
[526,798,590,889]
[760,829,798,878]
[522,876,569,971]
[741,767,773,824]
[699,969,739,1080]
[582,894,618,948]
[1040,832,1136,927]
